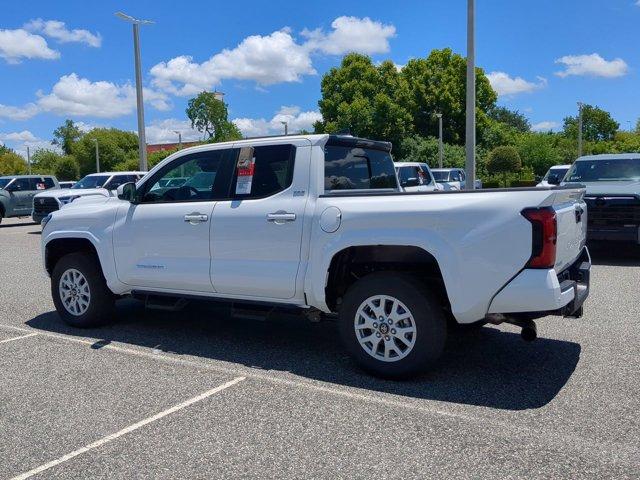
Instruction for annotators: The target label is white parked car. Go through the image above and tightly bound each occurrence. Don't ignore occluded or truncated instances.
[537,165,571,187]
[562,153,640,244]
[32,171,145,223]
[395,162,440,192]
[431,168,482,190]
[41,134,590,378]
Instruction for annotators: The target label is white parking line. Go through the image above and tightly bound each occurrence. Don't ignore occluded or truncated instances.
[10,376,245,480]
[0,332,38,344]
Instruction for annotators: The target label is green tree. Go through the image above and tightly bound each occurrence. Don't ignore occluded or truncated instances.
[487,146,521,187]
[399,135,466,168]
[31,149,64,175]
[488,106,530,132]
[52,120,83,155]
[0,152,28,175]
[315,54,413,154]
[513,132,563,176]
[54,156,80,181]
[72,128,139,176]
[563,105,619,141]
[401,48,497,145]
[186,92,243,141]
[148,148,179,168]
[0,144,12,156]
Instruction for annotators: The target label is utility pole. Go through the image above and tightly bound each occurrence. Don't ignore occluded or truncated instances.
[93,138,100,173]
[281,121,288,135]
[116,12,153,171]
[27,146,31,174]
[437,114,444,169]
[465,0,476,190]
[174,131,182,149]
[577,102,583,158]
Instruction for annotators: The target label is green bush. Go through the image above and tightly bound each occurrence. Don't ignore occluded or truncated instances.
[487,146,522,187]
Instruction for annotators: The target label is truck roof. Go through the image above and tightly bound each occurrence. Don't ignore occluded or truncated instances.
[576,153,640,161]
[0,174,56,179]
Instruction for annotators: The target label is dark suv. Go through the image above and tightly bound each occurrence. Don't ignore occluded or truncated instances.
[0,175,59,224]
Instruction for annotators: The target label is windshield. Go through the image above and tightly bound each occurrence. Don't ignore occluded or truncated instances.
[565,158,640,182]
[71,175,110,189]
[431,171,449,181]
[543,167,569,181]
[0,178,13,189]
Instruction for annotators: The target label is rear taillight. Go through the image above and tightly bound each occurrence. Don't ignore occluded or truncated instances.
[522,207,557,268]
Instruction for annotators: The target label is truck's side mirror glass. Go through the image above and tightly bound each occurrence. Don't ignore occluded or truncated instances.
[117,182,137,202]
[547,174,560,185]
[6,182,19,192]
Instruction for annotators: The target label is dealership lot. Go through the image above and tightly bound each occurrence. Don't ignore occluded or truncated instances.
[1,217,639,479]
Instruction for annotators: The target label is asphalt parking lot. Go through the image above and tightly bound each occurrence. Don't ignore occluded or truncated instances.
[1,216,639,479]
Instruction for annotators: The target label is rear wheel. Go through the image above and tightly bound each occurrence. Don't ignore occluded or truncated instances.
[338,272,446,379]
[51,252,114,328]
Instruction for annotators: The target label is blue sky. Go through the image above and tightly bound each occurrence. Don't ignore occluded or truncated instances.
[1,0,639,157]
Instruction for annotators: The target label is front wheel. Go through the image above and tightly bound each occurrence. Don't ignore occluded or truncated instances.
[338,272,446,379]
[51,252,114,328]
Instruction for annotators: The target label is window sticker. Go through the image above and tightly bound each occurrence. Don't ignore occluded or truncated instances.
[236,146,255,195]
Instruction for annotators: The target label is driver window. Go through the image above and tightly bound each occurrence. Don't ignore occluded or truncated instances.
[142,150,226,203]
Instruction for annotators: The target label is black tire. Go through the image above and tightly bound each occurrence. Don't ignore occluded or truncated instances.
[51,252,115,328]
[338,272,446,379]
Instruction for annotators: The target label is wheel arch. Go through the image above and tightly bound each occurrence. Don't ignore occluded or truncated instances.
[324,245,451,314]
[45,237,101,276]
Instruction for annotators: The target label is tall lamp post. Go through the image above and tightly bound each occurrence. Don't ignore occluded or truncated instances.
[173,131,182,150]
[115,12,153,172]
[281,121,288,135]
[435,113,444,168]
[577,102,583,158]
[27,146,32,174]
[93,138,100,173]
[465,0,476,190]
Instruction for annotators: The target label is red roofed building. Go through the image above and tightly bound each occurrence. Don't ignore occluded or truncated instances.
[146,141,202,154]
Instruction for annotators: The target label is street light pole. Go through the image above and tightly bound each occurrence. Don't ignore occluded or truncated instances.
[465,0,476,190]
[437,114,444,169]
[116,12,153,172]
[93,139,100,172]
[281,121,288,135]
[27,146,31,174]
[577,102,583,158]
[174,131,182,149]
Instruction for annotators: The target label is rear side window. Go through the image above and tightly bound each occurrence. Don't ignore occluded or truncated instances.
[31,177,55,190]
[324,146,397,191]
[229,144,295,199]
[13,178,31,191]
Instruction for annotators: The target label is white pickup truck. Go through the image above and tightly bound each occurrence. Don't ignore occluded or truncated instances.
[41,134,591,378]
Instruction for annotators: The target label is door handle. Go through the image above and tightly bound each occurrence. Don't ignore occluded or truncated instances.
[266,211,296,224]
[184,213,208,224]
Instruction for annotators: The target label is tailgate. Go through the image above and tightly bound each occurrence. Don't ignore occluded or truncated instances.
[550,189,587,272]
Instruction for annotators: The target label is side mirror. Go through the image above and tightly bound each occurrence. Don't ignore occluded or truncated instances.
[547,174,561,185]
[402,178,420,187]
[117,182,137,202]
[6,183,20,192]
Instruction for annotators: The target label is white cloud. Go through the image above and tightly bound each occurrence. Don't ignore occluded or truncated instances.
[531,121,560,132]
[25,19,101,47]
[0,28,59,63]
[233,106,322,137]
[555,53,628,78]
[301,16,395,55]
[150,16,396,95]
[0,103,40,120]
[37,73,170,118]
[151,30,315,95]
[0,130,38,142]
[145,118,203,144]
[487,71,547,96]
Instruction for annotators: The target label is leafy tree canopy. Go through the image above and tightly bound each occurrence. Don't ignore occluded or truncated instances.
[487,145,521,186]
[186,92,243,142]
[54,156,80,181]
[488,106,530,132]
[52,119,83,155]
[563,104,619,142]
[0,152,28,175]
[72,128,139,176]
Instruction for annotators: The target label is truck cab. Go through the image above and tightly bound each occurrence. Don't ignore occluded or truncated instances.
[0,175,59,223]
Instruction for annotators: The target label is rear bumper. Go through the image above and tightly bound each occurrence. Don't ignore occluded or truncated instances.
[488,247,591,319]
